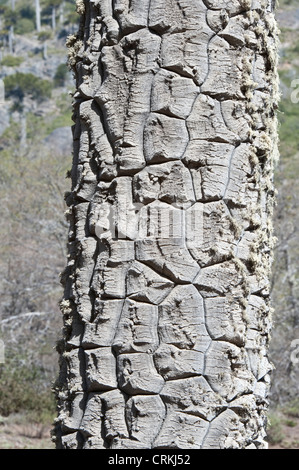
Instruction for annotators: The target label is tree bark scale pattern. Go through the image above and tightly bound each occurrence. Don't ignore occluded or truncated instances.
[54,0,279,449]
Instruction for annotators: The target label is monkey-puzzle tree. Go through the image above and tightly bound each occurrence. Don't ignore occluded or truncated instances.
[54,0,279,449]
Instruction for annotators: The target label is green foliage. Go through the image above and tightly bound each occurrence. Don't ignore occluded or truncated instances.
[18,3,35,20]
[290,42,299,55]
[1,1,35,33]
[278,96,299,161]
[0,349,56,421]
[1,55,24,66]
[2,6,16,29]
[0,0,79,34]
[24,93,73,139]
[284,419,297,427]
[49,112,73,131]
[277,63,299,164]
[14,17,35,34]
[283,399,299,419]
[4,72,52,102]
[267,412,284,445]
[63,0,80,26]
[0,0,74,428]
[278,0,298,6]
[54,62,68,87]
[64,9,79,26]
[279,29,299,62]
[37,29,53,41]
[43,0,61,8]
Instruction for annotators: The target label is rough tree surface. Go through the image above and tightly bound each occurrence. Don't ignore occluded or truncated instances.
[54,0,279,449]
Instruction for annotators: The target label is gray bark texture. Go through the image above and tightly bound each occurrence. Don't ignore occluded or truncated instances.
[54,0,279,449]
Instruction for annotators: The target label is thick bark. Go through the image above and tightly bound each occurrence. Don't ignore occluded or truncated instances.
[54,0,279,449]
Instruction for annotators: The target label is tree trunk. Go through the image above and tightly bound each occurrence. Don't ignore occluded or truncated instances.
[59,2,65,25]
[51,6,56,31]
[20,109,27,153]
[43,41,48,61]
[54,0,279,449]
[35,0,41,33]
[8,26,14,55]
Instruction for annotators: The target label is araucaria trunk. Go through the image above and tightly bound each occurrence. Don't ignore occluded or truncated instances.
[54,0,279,449]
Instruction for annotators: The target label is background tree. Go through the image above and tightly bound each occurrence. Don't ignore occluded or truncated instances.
[54,0,278,449]
[4,72,52,149]
[42,0,61,31]
[1,0,36,36]
[35,0,41,32]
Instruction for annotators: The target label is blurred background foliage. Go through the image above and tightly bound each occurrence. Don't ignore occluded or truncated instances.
[0,0,76,447]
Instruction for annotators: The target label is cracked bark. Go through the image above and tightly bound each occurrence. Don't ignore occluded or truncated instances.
[54,0,279,449]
